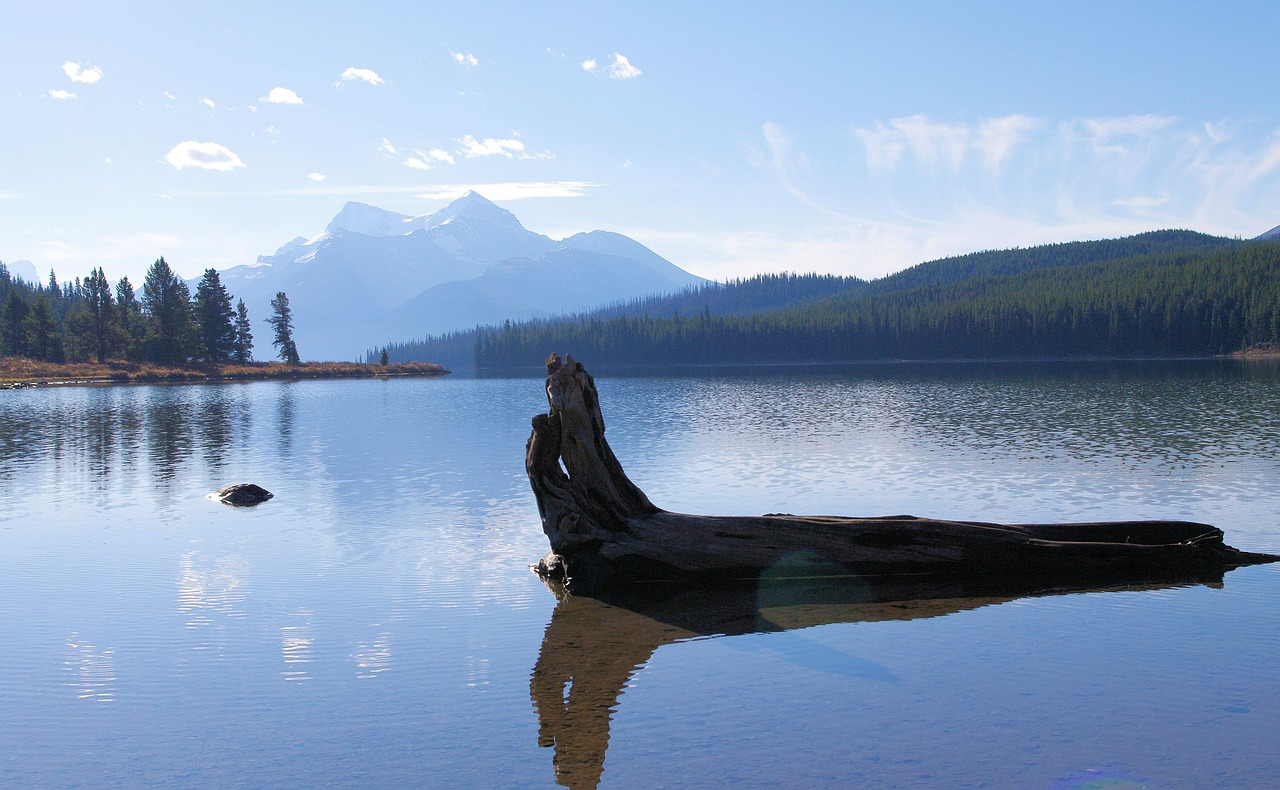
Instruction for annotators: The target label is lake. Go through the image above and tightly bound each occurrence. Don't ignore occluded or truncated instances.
[2,359,1279,788]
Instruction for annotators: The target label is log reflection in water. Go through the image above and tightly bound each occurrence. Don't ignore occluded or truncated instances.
[530,568,1227,790]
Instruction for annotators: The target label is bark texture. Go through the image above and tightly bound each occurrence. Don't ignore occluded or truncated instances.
[526,354,1277,592]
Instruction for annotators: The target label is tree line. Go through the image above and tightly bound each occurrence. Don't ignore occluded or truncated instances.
[469,237,1280,368]
[1,257,299,365]
[371,272,865,370]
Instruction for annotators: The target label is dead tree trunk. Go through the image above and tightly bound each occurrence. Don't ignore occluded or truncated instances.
[526,354,1278,592]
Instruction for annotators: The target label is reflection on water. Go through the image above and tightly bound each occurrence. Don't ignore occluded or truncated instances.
[530,570,1230,789]
[63,633,116,703]
[1,362,1278,787]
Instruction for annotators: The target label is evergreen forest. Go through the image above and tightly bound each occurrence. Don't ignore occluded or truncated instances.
[381,230,1280,370]
[0,257,298,367]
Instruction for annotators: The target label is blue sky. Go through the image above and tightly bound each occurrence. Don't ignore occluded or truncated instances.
[3,1,1279,287]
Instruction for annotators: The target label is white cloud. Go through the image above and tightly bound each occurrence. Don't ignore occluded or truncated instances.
[202,97,216,109]
[379,138,398,156]
[262,87,303,105]
[414,181,598,200]
[48,89,76,100]
[451,52,479,67]
[583,53,643,79]
[403,153,433,170]
[164,141,246,171]
[458,135,525,158]
[404,148,456,169]
[340,67,384,86]
[854,113,1042,172]
[1081,114,1176,154]
[308,172,326,181]
[606,53,642,79]
[62,61,102,84]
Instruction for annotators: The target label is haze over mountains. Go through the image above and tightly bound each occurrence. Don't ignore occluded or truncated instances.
[216,192,705,360]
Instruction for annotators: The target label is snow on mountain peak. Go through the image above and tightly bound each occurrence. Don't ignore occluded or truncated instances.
[422,191,525,232]
[325,202,421,237]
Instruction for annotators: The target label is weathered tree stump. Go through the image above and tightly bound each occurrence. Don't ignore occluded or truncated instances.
[526,354,1278,592]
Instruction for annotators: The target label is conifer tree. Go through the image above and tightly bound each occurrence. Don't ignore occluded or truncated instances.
[80,267,121,362]
[141,257,196,365]
[115,276,145,360]
[3,288,28,356]
[233,299,254,363]
[267,291,300,364]
[25,294,59,361]
[192,268,236,363]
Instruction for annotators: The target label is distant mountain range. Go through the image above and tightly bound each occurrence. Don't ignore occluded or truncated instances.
[216,192,705,360]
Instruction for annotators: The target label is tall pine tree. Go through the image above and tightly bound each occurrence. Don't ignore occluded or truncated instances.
[267,291,300,364]
[232,299,254,363]
[193,268,236,363]
[141,257,196,365]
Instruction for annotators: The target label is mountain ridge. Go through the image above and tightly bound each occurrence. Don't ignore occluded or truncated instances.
[215,192,705,360]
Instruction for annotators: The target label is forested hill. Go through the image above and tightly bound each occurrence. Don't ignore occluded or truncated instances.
[470,233,1280,369]
[866,229,1236,294]
[375,272,863,370]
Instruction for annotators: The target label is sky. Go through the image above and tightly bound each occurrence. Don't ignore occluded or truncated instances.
[3,1,1280,287]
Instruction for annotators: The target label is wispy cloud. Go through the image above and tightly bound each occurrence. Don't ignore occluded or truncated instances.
[456,135,551,159]
[582,53,642,79]
[261,87,303,105]
[1081,114,1175,154]
[414,182,598,200]
[378,138,398,156]
[171,181,600,200]
[403,148,456,169]
[62,61,102,84]
[451,51,479,67]
[308,172,325,182]
[339,67,383,86]
[202,97,216,109]
[48,89,76,100]
[164,141,246,171]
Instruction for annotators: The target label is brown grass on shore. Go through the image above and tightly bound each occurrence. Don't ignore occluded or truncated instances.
[1230,342,1280,359]
[0,357,448,387]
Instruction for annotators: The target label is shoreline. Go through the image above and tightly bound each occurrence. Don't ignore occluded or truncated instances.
[1,359,449,389]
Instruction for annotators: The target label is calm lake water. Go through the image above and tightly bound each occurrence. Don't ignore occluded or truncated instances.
[2,360,1279,788]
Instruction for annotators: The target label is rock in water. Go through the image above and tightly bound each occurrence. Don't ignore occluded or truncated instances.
[213,483,274,506]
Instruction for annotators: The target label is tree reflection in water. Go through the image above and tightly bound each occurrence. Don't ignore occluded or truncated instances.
[530,567,1231,789]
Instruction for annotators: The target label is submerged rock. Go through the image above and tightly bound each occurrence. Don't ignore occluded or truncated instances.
[213,483,274,506]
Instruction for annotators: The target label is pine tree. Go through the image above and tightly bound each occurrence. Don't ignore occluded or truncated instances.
[79,267,121,362]
[3,288,28,356]
[141,257,196,365]
[267,291,300,364]
[233,299,254,363]
[192,268,236,363]
[115,276,145,361]
[25,294,59,361]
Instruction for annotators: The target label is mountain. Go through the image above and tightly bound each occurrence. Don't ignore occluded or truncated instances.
[216,192,705,360]
[4,259,40,285]
[1258,224,1280,240]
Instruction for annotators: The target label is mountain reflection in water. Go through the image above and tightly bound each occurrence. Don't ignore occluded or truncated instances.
[530,568,1228,789]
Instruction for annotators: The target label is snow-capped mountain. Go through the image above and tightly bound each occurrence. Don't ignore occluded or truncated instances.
[217,192,705,360]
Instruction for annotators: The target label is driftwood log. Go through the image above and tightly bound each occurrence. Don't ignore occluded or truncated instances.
[526,354,1278,593]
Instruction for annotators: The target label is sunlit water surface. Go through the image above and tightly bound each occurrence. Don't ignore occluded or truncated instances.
[2,360,1278,788]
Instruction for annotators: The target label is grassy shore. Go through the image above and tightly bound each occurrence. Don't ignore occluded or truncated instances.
[1,357,448,388]
[1230,342,1280,359]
